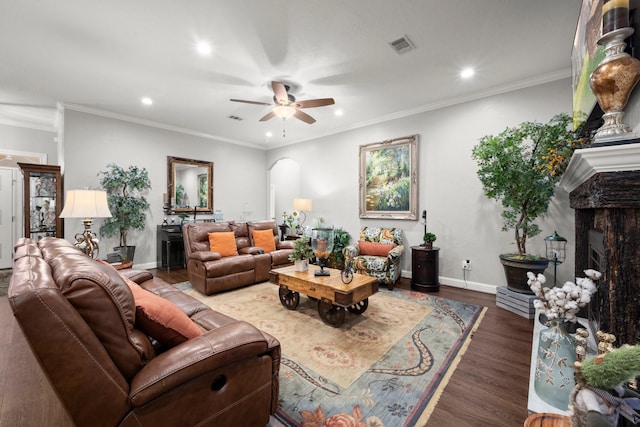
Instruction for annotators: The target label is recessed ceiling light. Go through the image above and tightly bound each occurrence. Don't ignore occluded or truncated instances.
[265,131,273,138]
[196,41,212,56]
[335,109,344,117]
[460,67,475,79]
[141,97,153,105]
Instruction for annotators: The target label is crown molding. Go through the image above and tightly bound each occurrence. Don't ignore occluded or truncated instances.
[61,103,266,150]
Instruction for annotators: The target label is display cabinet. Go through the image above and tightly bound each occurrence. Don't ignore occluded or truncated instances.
[18,163,63,240]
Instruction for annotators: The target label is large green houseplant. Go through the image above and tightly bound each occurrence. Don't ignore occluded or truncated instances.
[98,164,151,261]
[471,113,586,292]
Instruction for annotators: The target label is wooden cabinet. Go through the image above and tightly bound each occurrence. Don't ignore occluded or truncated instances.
[411,246,440,292]
[157,225,185,269]
[18,163,63,239]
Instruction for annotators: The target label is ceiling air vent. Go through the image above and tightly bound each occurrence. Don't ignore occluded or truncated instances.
[227,115,243,121]
[389,35,415,54]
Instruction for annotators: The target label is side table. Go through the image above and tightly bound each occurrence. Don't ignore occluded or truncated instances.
[411,246,440,292]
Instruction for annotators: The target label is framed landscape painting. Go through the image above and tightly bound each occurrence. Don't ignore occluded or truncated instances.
[359,134,418,220]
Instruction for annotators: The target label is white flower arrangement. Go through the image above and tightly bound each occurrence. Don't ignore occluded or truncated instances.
[526,269,601,323]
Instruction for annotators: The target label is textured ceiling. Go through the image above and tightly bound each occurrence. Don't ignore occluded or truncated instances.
[0,0,583,148]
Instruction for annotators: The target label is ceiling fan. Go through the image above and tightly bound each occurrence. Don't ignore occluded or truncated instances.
[230,81,335,124]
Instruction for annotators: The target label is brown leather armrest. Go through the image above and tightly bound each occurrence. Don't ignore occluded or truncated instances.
[129,321,270,406]
[240,246,263,255]
[120,270,154,284]
[190,251,221,262]
[276,240,294,250]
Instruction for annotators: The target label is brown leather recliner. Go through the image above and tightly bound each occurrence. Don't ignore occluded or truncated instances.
[183,220,293,295]
[9,237,280,427]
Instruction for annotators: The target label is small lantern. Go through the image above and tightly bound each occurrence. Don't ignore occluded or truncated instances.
[544,231,567,285]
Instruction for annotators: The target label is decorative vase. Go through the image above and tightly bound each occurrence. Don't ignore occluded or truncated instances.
[534,319,577,411]
[294,259,308,272]
[590,27,640,142]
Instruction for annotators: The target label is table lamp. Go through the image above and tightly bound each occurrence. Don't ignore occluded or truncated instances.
[293,198,312,227]
[60,189,112,259]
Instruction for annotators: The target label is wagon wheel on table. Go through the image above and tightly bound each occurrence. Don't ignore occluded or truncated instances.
[317,300,345,327]
[279,287,300,310]
[347,298,368,315]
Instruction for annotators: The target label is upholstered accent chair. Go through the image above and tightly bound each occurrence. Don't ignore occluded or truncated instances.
[344,227,404,290]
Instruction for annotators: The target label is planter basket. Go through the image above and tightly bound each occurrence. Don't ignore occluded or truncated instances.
[499,255,548,294]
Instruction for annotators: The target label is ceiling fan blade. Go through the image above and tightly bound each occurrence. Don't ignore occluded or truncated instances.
[296,98,335,108]
[259,111,276,122]
[272,81,289,104]
[293,109,316,124]
[230,98,272,106]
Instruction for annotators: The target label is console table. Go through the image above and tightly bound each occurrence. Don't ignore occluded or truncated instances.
[156,225,185,270]
[410,246,439,292]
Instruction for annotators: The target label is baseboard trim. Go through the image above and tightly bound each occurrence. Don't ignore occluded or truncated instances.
[401,270,497,295]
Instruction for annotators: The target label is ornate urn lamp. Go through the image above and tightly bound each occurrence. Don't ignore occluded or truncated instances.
[311,228,334,276]
[590,0,640,142]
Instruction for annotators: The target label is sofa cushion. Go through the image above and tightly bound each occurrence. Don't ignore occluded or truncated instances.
[252,229,276,253]
[208,232,239,257]
[358,240,395,257]
[123,276,203,347]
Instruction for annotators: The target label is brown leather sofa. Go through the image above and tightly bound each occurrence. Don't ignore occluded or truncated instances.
[183,220,294,295]
[9,237,280,427]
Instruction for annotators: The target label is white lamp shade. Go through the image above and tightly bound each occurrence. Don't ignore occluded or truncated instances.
[293,198,312,212]
[60,190,112,219]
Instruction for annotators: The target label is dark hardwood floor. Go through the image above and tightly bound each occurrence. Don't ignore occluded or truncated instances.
[0,269,534,427]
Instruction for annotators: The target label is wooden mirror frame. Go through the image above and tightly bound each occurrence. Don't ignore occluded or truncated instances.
[167,156,214,213]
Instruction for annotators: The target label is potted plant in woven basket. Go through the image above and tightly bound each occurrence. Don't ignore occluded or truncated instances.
[471,113,587,293]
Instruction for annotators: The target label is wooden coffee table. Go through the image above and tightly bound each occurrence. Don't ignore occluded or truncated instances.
[269,264,379,327]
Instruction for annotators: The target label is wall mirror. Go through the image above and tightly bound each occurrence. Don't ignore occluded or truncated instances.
[167,156,213,213]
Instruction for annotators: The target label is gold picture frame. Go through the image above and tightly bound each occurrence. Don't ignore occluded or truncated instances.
[359,134,418,220]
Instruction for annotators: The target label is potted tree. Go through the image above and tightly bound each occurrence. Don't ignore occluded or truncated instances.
[289,236,314,272]
[422,232,437,250]
[98,164,151,262]
[471,113,586,293]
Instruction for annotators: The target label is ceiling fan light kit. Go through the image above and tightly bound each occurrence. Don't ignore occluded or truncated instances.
[230,81,335,125]
[273,105,296,119]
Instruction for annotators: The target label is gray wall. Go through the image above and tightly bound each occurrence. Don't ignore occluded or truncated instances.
[3,76,622,292]
[0,123,57,163]
[62,109,268,268]
[267,78,576,293]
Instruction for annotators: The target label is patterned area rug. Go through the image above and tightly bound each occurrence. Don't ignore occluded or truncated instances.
[0,269,11,297]
[177,281,485,427]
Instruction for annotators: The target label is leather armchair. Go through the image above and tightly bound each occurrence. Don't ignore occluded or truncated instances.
[9,237,280,427]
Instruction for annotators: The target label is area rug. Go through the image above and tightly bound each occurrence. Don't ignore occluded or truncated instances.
[0,269,11,297]
[176,281,486,426]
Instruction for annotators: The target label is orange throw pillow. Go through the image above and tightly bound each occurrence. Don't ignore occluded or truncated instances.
[358,240,395,257]
[252,229,277,253]
[208,231,238,257]
[123,276,202,347]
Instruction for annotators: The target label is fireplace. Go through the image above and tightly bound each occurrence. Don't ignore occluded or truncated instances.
[587,229,605,338]
[562,142,640,346]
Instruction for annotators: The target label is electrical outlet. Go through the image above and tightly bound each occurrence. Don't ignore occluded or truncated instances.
[462,259,471,270]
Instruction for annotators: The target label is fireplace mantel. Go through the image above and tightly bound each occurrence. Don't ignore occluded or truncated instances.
[560,141,640,193]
